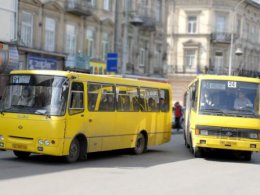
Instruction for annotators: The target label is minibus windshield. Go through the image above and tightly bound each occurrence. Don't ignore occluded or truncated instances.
[199,80,260,117]
[0,74,69,116]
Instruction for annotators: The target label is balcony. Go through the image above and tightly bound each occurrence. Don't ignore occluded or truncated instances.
[129,4,156,31]
[211,32,232,44]
[65,0,93,16]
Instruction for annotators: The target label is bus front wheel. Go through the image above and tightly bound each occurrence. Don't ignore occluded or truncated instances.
[13,151,31,159]
[193,147,202,158]
[133,133,147,155]
[65,139,80,163]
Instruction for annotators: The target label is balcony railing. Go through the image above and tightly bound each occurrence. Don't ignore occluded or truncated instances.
[211,32,232,43]
[65,0,93,16]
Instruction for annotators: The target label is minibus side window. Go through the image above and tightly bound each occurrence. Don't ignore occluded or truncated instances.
[69,82,84,115]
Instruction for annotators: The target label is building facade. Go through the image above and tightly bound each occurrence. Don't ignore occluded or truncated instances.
[17,0,169,77]
[0,0,19,97]
[167,0,260,103]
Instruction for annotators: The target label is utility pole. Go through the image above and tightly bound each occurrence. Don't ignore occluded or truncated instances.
[122,0,129,76]
[113,0,119,53]
[228,0,246,76]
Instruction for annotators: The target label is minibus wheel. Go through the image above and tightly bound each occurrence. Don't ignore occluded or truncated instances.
[193,147,202,158]
[133,133,147,154]
[65,139,80,163]
[237,151,252,161]
[13,151,31,159]
[243,152,252,161]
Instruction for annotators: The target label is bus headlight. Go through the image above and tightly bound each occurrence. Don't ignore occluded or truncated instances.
[44,140,50,146]
[0,135,4,141]
[200,130,208,136]
[249,133,258,139]
[38,139,44,145]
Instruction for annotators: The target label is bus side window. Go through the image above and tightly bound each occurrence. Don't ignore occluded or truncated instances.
[140,88,160,112]
[69,82,84,115]
[160,89,170,112]
[191,82,198,110]
[116,85,139,112]
[99,84,115,112]
[88,83,101,111]
[139,89,147,111]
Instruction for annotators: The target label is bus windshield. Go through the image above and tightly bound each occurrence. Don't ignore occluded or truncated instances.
[199,80,260,117]
[0,74,69,116]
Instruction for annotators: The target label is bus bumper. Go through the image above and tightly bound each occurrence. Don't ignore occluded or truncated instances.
[0,138,64,156]
[193,136,260,152]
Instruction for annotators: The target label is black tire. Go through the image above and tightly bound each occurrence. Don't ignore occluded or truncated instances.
[193,147,202,158]
[65,139,80,163]
[13,151,31,159]
[133,133,147,155]
[240,151,252,161]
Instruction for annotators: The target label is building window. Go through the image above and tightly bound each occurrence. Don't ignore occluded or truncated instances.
[45,17,56,52]
[21,11,33,47]
[65,24,76,54]
[236,16,241,37]
[154,45,162,67]
[215,15,226,33]
[86,28,95,58]
[87,0,95,7]
[140,0,148,16]
[103,0,112,11]
[155,0,162,23]
[214,51,224,73]
[187,16,197,33]
[125,0,132,12]
[102,32,109,60]
[139,48,146,67]
[184,49,196,67]
[251,25,256,43]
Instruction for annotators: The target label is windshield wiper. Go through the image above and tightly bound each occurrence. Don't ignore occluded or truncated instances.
[225,109,258,118]
[0,107,13,115]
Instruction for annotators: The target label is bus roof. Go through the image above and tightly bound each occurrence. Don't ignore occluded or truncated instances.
[186,74,260,89]
[10,70,171,89]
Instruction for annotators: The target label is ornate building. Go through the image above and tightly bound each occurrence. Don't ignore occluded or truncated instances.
[167,0,260,103]
[17,0,169,77]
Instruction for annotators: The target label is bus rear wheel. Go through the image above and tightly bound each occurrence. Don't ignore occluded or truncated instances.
[133,133,147,155]
[13,151,31,159]
[65,139,80,163]
[237,151,252,161]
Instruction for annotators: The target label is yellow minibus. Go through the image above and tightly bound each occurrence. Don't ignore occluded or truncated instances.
[184,75,260,160]
[0,70,172,162]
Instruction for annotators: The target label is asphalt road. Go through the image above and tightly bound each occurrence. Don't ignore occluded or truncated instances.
[1,130,260,195]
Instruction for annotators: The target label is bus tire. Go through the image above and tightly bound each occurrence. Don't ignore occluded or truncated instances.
[240,151,252,161]
[133,133,147,155]
[65,138,80,163]
[13,151,31,159]
[193,147,202,158]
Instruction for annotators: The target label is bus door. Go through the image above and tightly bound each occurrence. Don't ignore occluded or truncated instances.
[65,82,89,151]
[87,83,116,151]
[185,81,198,146]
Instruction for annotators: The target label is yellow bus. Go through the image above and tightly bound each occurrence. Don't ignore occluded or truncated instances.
[0,70,172,162]
[184,75,260,160]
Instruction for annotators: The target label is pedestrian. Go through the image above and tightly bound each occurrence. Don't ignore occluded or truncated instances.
[174,101,182,131]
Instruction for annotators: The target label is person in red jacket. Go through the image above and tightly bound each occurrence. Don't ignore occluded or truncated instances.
[174,101,182,131]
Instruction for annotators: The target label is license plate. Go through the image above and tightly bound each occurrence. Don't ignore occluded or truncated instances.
[12,144,27,150]
[220,141,236,146]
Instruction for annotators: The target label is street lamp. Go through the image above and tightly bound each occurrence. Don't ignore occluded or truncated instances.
[228,0,246,76]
